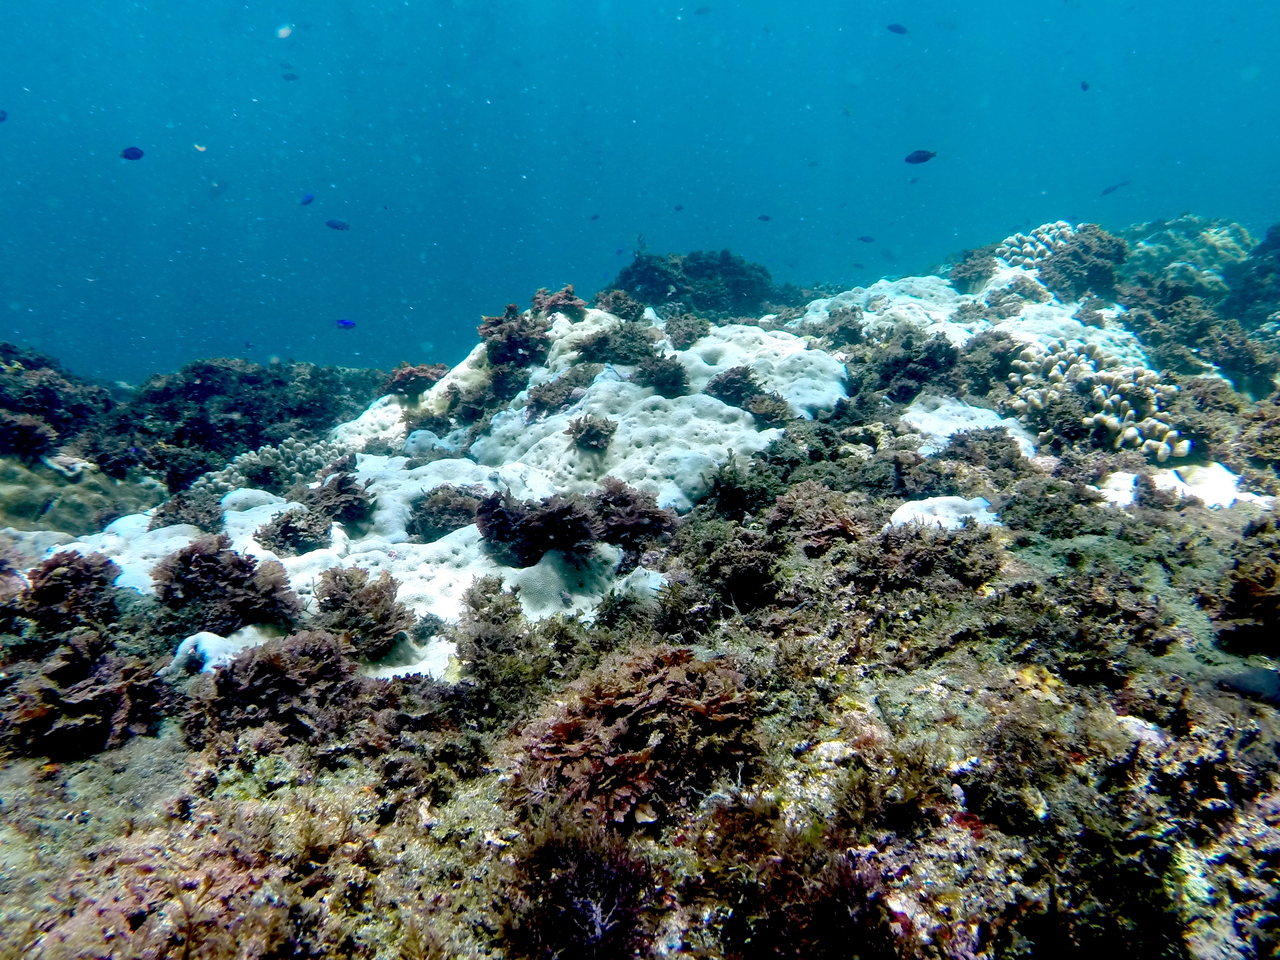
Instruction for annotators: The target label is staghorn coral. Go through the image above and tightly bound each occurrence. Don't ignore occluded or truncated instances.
[510,645,755,825]
[152,534,301,635]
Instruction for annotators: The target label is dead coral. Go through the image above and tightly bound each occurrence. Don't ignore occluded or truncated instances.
[633,355,689,398]
[407,483,482,542]
[510,645,755,826]
[949,245,998,293]
[476,492,603,568]
[594,288,647,322]
[663,312,711,349]
[152,534,301,635]
[502,818,654,960]
[312,566,416,661]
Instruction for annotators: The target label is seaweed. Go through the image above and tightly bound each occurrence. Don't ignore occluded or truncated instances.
[1037,223,1128,301]
[476,492,603,568]
[382,362,450,399]
[152,534,301,635]
[15,550,122,636]
[407,483,482,542]
[478,304,552,368]
[565,414,618,451]
[632,354,689,398]
[256,507,332,557]
[312,566,416,661]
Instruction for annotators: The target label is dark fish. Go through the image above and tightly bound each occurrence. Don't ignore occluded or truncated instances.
[300,193,314,205]
[807,161,819,167]
[325,219,350,230]
[908,177,918,184]
[887,23,907,34]
[590,213,600,220]
[282,73,299,81]
[120,146,144,160]
[852,262,865,269]
[1101,177,1131,196]
[674,204,684,211]
[857,235,875,243]
[904,150,936,164]
[0,110,7,122]
[694,5,712,13]
[1080,80,1089,91]
[335,318,357,329]
[758,214,772,221]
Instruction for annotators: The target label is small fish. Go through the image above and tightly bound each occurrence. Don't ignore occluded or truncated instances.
[1080,80,1089,92]
[282,72,299,81]
[852,262,865,269]
[0,110,7,122]
[887,23,907,34]
[590,213,600,220]
[694,5,712,13]
[858,235,876,243]
[1101,177,1131,196]
[120,146,144,160]
[908,177,918,184]
[300,193,314,205]
[335,318,357,329]
[674,204,684,211]
[807,161,819,167]
[325,219,350,230]
[758,214,772,221]
[904,150,935,164]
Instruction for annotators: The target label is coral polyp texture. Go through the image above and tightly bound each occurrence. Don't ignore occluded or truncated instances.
[6,216,1280,959]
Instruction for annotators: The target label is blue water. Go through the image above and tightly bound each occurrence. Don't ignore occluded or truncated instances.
[1,0,1276,384]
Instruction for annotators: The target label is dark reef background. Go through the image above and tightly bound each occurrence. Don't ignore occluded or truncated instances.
[1,0,1278,384]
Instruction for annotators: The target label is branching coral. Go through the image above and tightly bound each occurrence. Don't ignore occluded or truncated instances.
[510,645,755,825]
[1005,338,1189,459]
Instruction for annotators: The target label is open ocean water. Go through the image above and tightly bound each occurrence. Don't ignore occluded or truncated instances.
[1,0,1276,383]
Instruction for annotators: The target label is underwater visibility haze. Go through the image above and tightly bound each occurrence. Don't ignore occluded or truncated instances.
[1,0,1277,381]
[7,2,1280,959]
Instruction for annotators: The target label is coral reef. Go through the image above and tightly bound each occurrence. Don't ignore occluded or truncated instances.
[11,213,1280,960]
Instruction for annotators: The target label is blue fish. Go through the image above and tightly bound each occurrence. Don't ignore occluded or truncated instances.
[904,150,936,164]
[0,110,7,122]
[335,318,357,329]
[120,146,144,160]
[887,23,907,34]
[300,193,314,205]
[325,219,350,230]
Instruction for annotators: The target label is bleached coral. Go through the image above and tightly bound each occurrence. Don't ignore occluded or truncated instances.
[993,220,1078,269]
